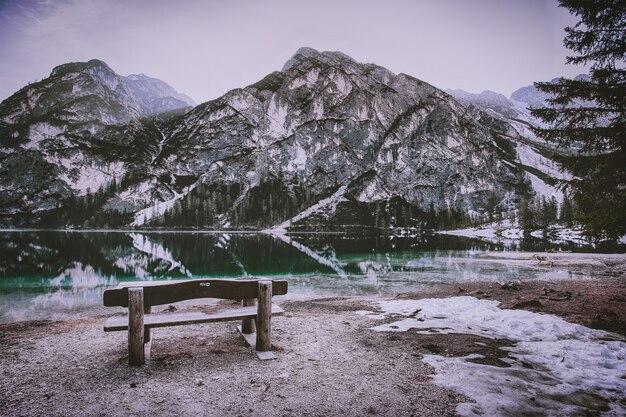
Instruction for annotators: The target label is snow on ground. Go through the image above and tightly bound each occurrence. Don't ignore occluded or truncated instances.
[526,171,564,204]
[515,141,572,203]
[267,185,348,232]
[436,219,522,245]
[131,183,197,227]
[361,296,626,416]
[516,143,570,181]
[49,152,125,196]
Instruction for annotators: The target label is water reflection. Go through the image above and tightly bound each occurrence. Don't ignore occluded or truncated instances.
[0,230,621,322]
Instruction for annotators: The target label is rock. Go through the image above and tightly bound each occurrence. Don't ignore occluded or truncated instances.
[470,290,490,298]
[540,287,572,301]
[499,280,523,291]
[195,378,204,387]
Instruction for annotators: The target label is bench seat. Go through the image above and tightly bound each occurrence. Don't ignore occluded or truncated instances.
[104,303,284,331]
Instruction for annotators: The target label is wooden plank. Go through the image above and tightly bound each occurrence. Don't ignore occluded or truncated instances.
[128,288,145,366]
[256,280,272,352]
[104,304,285,331]
[256,351,277,361]
[103,279,288,307]
[241,298,256,334]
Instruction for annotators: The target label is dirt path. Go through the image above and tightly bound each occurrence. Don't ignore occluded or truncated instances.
[1,274,624,417]
[0,298,464,417]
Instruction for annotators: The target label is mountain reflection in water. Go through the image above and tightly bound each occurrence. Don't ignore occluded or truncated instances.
[0,230,619,322]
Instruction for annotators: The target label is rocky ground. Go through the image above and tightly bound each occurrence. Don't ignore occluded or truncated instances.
[1,254,625,416]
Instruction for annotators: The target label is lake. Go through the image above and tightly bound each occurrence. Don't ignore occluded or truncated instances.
[1,230,623,322]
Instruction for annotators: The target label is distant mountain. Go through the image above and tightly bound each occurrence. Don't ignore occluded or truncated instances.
[125,73,196,116]
[0,50,572,231]
[445,76,590,206]
[446,89,521,119]
[510,74,589,108]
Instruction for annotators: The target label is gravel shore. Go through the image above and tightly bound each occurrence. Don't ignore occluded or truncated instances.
[1,253,625,416]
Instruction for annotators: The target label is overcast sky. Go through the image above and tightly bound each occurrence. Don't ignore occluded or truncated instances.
[0,0,584,104]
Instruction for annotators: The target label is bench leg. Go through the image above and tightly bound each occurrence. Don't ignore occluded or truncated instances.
[256,280,272,352]
[144,305,152,360]
[128,288,145,366]
[241,298,256,334]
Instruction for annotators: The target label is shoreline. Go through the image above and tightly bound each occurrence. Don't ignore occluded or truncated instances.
[2,251,626,324]
[1,276,624,416]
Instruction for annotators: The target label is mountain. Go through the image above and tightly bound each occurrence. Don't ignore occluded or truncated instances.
[0,59,194,224]
[445,78,597,206]
[1,49,564,231]
[510,74,590,109]
[447,74,590,125]
[125,73,196,116]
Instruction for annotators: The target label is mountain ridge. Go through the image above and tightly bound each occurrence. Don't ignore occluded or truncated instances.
[0,49,568,231]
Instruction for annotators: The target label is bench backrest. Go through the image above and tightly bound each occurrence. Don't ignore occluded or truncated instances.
[103,279,288,307]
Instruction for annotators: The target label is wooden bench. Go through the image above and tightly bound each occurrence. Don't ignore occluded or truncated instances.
[103,278,288,365]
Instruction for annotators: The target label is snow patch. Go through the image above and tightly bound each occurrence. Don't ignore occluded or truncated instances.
[56,160,125,196]
[364,296,626,416]
[526,172,564,204]
[267,185,348,232]
[289,68,320,90]
[312,97,324,119]
[131,182,197,226]
[287,145,308,172]
[446,135,462,148]
[228,92,251,112]
[207,106,236,122]
[355,177,390,202]
[517,142,571,181]
[331,71,352,96]
[266,94,289,137]
[23,123,64,149]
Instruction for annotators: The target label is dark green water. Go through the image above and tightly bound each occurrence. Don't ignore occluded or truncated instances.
[0,230,622,322]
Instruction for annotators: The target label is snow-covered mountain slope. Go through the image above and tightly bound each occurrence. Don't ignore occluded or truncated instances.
[0,49,570,230]
[148,47,530,229]
[0,59,195,222]
[445,77,589,205]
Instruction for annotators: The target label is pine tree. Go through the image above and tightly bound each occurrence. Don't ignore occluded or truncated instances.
[560,191,575,225]
[530,0,625,239]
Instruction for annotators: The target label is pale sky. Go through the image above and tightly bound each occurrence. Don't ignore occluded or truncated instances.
[0,0,584,104]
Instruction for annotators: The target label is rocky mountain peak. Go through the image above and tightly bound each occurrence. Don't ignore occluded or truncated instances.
[49,58,113,77]
[281,47,358,73]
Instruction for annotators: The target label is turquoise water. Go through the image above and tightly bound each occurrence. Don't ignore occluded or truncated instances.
[0,230,620,322]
